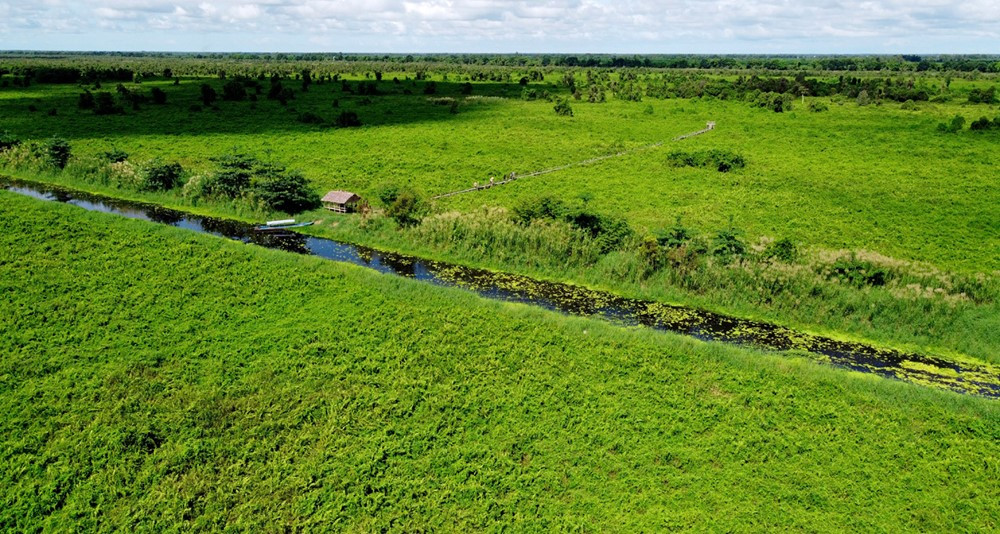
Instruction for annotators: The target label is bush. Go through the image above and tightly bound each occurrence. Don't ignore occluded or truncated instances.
[460,82,473,95]
[372,182,403,207]
[151,87,167,105]
[808,101,828,112]
[143,161,183,191]
[78,91,95,109]
[969,116,1000,131]
[222,80,246,101]
[667,149,746,172]
[937,115,966,133]
[423,81,437,95]
[764,237,798,263]
[512,196,567,225]
[101,148,129,163]
[46,137,71,169]
[553,98,574,117]
[711,221,746,261]
[200,84,217,106]
[856,90,871,106]
[297,112,324,125]
[253,171,321,214]
[94,92,122,115]
[208,153,259,198]
[386,189,429,227]
[656,216,693,248]
[0,132,21,152]
[900,99,918,111]
[824,256,893,287]
[334,111,362,128]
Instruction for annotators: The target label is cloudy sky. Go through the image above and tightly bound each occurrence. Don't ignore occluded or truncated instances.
[2,1,998,53]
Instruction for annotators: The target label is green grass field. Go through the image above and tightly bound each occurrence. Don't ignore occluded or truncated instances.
[2,75,998,273]
[3,73,999,370]
[3,191,1000,531]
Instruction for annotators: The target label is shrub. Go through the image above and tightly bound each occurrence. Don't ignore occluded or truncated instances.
[656,216,693,248]
[0,132,21,152]
[900,99,918,111]
[460,82,473,95]
[808,101,828,112]
[188,104,203,112]
[967,86,997,104]
[222,80,246,101]
[423,82,437,95]
[553,98,574,117]
[296,112,325,125]
[253,170,321,214]
[200,84,217,106]
[969,116,999,131]
[764,237,798,263]
[667,150,745,172]
[386,189,429,227]
[93,91,123,115]
[151,87,167,105]
[372,182,403,207]
[856,90,871,106]
[711,220,746,261]
[824,256,893,287]
[78,91,95,109]
[208,153,259,197]
[937,115,966,133]
[334,111,362,128]
[143,161,183,191]
[46,137,71,169]
[512,196,567,225]
[101,148,129,163]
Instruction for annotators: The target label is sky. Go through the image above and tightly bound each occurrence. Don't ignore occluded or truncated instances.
[1,1,998,54]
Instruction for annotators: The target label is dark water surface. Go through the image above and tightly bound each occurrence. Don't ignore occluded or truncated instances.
[4,177,999,399]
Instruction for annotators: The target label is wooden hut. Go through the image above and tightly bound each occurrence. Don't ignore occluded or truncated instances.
[322,190,361,213]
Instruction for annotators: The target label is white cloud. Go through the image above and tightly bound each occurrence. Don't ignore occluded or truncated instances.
[0,0,997,52]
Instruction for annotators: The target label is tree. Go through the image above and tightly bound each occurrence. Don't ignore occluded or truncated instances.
[253,171,321,214]
[200,83,217,106]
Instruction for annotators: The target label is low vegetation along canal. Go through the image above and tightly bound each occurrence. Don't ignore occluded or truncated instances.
[5,177,999,399]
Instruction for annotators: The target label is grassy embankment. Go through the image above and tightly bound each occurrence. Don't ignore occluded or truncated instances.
[2,191,1000,531]
[1,74,998,365]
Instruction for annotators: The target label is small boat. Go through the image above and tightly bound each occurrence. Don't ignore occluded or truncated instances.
[253,219,315,232]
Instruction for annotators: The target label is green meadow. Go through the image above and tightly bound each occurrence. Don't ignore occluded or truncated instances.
[2,66,998,367]
[2,73,998,272]
[3,191,1000,531]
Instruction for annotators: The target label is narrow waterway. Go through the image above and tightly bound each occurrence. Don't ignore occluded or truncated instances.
[4,177,999,399]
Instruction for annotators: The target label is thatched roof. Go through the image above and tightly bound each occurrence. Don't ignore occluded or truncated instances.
[322,190,360,204]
